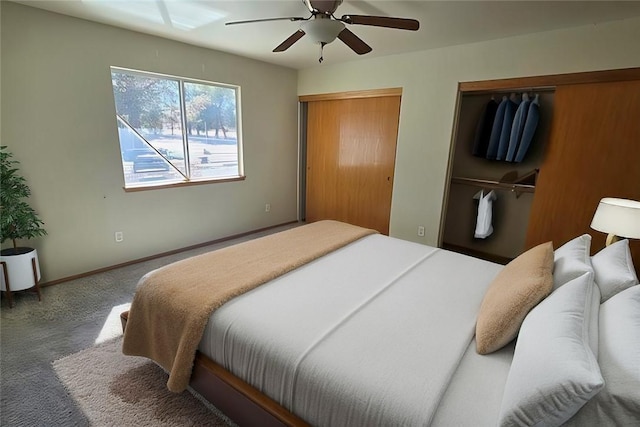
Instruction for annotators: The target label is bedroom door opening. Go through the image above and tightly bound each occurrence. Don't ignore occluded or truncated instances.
[300,89,402,235]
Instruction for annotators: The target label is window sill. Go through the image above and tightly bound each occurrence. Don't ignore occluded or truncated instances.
[123,176,246,192]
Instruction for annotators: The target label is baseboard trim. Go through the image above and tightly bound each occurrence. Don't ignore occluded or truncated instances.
[40,220,300,287]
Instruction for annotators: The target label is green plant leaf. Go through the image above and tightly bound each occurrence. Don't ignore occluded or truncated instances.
[0,146,47,245]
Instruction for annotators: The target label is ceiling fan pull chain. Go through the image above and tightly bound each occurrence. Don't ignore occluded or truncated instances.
[319,42,325,63]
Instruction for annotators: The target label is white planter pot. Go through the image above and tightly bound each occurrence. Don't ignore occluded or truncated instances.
[0,247,41,292]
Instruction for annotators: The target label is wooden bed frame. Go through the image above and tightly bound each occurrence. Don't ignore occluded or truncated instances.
[120,311,309,427]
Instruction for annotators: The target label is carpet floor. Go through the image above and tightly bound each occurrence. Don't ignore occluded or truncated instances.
[53,337,232,426]
[0,223,298,426]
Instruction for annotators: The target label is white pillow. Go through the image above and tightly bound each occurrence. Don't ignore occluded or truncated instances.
[564,285,640,426]
[591,239,639,302]
[498,272,603,427]
[553,234,594,290]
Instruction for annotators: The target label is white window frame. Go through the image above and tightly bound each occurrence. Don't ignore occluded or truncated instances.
[110,67,244,191]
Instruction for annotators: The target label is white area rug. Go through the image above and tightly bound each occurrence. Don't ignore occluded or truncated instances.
[53,337,234,426]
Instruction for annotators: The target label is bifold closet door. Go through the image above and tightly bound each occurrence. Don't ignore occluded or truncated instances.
[525,79,640,272]
[305,96,400,235]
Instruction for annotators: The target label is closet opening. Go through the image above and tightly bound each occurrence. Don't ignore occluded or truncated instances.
[440,87,555,264]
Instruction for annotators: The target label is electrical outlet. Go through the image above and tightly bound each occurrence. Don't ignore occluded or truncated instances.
[417,226,425,237]
[265,203,271,212]
[115,231,124,242]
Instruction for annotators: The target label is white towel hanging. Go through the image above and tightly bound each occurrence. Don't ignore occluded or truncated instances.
[473,190,497,239]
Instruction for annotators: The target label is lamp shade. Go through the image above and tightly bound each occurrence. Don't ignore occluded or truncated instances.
[301,19,345,44]
[590,198,640,239]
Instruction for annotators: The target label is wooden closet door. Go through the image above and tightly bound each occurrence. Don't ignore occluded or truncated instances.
[526,80,640,271]
[305,96,400,234]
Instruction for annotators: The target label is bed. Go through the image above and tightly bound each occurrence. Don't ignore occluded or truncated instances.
[121,221,640,427]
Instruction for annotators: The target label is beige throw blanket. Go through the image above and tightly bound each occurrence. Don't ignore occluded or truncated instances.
[122,220,376,392]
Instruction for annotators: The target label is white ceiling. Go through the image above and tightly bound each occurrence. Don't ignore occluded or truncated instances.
[12,1,640,70]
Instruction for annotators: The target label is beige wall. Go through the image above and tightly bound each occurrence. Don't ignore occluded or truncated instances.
[298,16,640,247]
[1,3,299,282]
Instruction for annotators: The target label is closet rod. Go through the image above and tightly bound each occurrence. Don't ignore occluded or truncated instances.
[451,177,535,194]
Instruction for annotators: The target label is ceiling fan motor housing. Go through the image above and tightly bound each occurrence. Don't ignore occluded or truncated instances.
[307,0,343,14]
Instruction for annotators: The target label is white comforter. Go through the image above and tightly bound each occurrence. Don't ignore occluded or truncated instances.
[199,234,504,426]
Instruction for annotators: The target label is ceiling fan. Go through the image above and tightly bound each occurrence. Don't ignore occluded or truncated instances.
[225,0,420,63]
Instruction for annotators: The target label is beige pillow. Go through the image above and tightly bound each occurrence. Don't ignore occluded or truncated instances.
[476,242,554,354]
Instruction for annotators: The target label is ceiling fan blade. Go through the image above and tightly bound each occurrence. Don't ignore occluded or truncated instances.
[341,15,420,31]
[273,30,306,52]
[337,28,372,55]
[226,16,306,26]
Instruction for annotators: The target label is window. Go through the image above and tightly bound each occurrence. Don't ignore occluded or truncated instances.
[110,67,243,189]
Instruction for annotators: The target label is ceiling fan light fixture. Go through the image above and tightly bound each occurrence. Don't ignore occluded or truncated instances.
[301,19,345,44]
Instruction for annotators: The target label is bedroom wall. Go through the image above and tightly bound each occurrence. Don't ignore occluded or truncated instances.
[298,16,640,247]
[1,2,299,282]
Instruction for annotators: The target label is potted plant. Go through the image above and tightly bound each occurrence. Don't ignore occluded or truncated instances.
[0,145,47,307]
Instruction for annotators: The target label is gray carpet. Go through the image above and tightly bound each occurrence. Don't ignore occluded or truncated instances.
[0,223,298,426]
